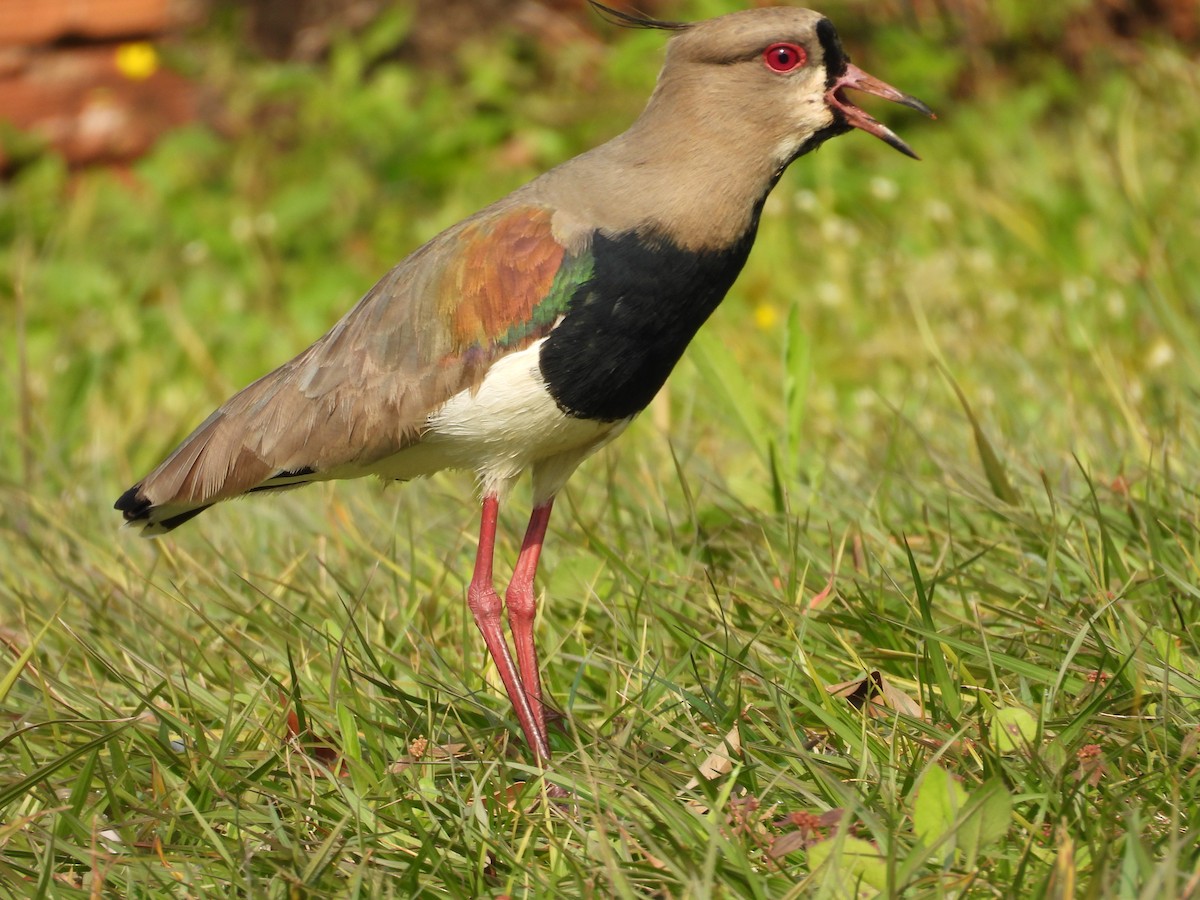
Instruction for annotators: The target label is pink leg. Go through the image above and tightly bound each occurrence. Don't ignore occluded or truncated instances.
[505,499,554,742]
[467,495,551,762]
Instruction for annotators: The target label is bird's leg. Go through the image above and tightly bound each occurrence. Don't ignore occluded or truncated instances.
[467,494,552,762]
[505,499,554,742]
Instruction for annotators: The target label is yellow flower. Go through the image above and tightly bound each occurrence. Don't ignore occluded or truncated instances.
[753,302,778,331]
[115,42,159,81]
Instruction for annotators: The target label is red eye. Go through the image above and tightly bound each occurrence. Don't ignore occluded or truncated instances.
[763,42,806,72]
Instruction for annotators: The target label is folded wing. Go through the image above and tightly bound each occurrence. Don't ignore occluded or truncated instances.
[116,201,591,533]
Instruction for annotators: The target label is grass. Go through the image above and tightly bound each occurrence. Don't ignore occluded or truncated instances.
[2,4,1199,897]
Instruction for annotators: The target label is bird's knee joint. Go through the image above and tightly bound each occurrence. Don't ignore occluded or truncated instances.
[505,584,537,622]
[467,584,503,621]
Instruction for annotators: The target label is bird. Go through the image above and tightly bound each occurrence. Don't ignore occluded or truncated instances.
[116,2,932,765]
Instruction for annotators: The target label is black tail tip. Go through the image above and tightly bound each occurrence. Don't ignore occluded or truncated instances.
[115,485,151,522]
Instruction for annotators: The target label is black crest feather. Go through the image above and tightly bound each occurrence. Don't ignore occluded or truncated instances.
[587,1,689,31]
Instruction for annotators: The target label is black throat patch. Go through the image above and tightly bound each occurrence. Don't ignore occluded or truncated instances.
[540,224,759,421]
[786,18,854,162]
[816,18,849,86]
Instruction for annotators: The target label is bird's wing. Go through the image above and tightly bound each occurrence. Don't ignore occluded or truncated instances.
[122,201,593,523]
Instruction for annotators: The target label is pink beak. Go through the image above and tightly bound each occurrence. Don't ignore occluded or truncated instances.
[826,63,935,160]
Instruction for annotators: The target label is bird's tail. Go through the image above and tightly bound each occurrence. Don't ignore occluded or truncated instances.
[114,371,324,536]
[114,484,213,535]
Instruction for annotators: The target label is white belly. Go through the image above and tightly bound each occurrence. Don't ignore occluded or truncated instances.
[368,339,629,501]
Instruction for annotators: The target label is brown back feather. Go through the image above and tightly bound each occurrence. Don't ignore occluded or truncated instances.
[132,201,570,514]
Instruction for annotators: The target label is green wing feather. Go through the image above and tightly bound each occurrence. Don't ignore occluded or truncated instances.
[497,250,593,348]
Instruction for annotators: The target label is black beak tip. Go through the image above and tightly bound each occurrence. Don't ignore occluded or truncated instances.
[884,133,921,161]
[905,96,937,119]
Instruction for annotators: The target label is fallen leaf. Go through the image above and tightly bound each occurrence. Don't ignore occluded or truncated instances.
[769,830,809,859]
[768,808,844,858]
[679,719,744,814]
[388,741,469,774]
[828,671,924,719]
[680,723,740,790]
[806,571,836,610]
[618,825,670,870]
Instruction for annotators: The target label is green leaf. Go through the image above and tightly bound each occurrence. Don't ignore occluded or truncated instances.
[904,536,961,718]
[991,706,1039,754]
[912,765,968,860]
[783,301,812,460]
[911,768,1013,869]
[958,778,1013,866]
[939,364,1020,505]
[807,834,888,899]
[689,329,771,460]
[337,701,362,762]
[1075,457,1132,588]
[0,611,59,703]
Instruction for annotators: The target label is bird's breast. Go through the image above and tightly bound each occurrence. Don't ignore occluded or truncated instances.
[403,338,624,496]
[538,225,757,421]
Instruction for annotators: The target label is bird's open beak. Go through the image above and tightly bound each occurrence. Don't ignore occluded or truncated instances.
[826,64,935,160]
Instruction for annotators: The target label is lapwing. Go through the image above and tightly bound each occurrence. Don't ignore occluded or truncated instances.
[117,2,933,763]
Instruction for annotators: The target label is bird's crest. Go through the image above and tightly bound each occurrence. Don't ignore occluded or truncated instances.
[587,1,689,32]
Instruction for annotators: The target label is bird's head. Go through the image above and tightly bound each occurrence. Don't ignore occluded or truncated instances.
[592,3,934,164]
